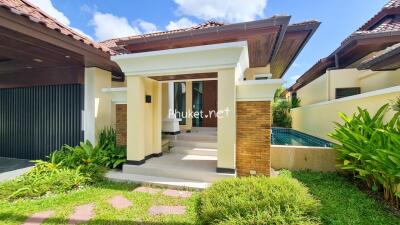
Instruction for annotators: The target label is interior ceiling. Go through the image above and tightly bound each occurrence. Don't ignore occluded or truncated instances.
[0,26,84,75]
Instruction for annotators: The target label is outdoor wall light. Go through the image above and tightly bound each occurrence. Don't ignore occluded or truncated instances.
[146,95,152,103]
[33,58,43,63]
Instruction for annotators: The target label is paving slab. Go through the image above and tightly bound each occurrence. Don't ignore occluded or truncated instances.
[107,195,133,210]
[148,206,186,216]
[68,203,95,225]
[22,210,54,225]
[162,189,192,198]
[133,186,161,195]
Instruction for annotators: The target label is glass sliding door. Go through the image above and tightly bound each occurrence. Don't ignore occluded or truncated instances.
[192,81,203,127]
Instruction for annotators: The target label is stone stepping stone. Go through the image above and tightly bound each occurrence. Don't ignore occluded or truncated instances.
[148,206,186,216]
[133,186,161,195]
[162,189,192,198]
[107,195,133,210]
[22,210,54,225]
[68,203,95,225]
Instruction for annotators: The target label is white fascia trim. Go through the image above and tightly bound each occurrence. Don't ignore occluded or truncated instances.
[102,87,127,93]
[124,63,236,77]
[236,97,274,102]
[160,78,217,83]
[112,41,248,60]
[237,79,284,86]
[293,85,400,110]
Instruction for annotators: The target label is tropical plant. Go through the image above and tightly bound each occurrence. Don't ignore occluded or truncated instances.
[329,104,400,207]
[0,164,86,201]
[291,96,301,108]
[391,96,400,112]
[273,99,292,128]
[98,127,127,169]
[49,141,106,182]
[198,176,320,225]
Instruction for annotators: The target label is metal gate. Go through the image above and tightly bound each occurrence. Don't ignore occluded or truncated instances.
[0,84,84,159]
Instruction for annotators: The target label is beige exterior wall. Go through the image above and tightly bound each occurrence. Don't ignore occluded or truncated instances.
[292,86,400,141]
[84,67,113,144]
[297,73,328,105]
[359,69,400,93]
[297,68,400,107]
[271,145,336,172]
[126,76,162,161]
[244,65,270,80]
[217,69,237,170]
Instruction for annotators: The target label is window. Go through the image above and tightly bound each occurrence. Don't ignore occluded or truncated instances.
[335,87,361,99]
[254,74,272,80]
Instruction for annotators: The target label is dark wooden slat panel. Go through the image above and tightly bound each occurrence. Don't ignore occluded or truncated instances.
[0,84,83,159]
[149,72,217,81]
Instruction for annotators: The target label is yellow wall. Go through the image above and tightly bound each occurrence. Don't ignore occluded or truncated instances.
[328,69,360,100]
[126,76,162,161]
[359,69,400,93]
[297,73,328,105]
[217,69,236,170]
[244,65,270,80]
[84,68,113,144]
[271,146,336,172]
[292,87,400,141]
[297,69,400,106]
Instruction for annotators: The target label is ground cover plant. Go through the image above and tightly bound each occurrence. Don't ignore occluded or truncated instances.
[329,104,400,207]
[198,175,321,225]
[293,171,400,225]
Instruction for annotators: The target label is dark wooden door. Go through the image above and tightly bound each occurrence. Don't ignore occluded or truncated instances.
[202,80,218,127]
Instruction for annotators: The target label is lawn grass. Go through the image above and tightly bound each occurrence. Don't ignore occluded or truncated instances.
[293,171,400,225]
[0,181,199,225]
[1,172,399,225]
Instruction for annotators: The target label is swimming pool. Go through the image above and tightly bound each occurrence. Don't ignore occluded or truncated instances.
[271,128,331,147]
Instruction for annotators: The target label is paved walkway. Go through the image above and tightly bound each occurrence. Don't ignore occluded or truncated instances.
[0,157,34,182]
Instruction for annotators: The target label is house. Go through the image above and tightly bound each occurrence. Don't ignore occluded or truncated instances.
[287,0,400,141]
[101,18,319,179]
[0,0,319,181]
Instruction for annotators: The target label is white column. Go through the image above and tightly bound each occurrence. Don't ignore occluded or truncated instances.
[162,81,181,133]
[168,82,175,118]
[217,69,236,173]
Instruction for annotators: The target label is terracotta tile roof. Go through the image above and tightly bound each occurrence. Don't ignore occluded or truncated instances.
[0,0,113,54]
[354,0,400,35]
[100,21,224,55]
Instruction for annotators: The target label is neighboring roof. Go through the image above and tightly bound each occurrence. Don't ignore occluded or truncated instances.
[102,18,320,78]
[0,0,112,54]
[358,43,400,70]
[100,21,225,54]
[288,0,400,92]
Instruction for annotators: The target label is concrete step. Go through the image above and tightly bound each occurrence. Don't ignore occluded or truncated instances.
[177,133,217,142]
[191,127,217,133]
[171,146,217,156]
[171,139,217,149]
[106,170,210,190]
[122,154,235,183]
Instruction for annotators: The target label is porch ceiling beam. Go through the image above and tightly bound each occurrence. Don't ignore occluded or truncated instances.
[149,72,218,81]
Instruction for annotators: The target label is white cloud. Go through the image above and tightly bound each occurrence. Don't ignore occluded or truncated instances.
[29,0,70,25]
[289,75,300,81]
[91,12,141,41]
[174,0,267,23]
[29,0,93,39]
[137,20,158,33]
[166,17,196,30]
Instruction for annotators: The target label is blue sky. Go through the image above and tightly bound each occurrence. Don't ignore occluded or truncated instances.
[31,0,388,86]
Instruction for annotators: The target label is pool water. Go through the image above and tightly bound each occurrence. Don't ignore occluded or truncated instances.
[271,128,331,147]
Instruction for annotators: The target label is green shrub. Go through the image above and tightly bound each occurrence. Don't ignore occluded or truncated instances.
[198,176,320,225]
[0,161,86,201]
[98,127,127,169]
[329,104,400,207]
[49,141,106,182]
[273,100,292,128]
